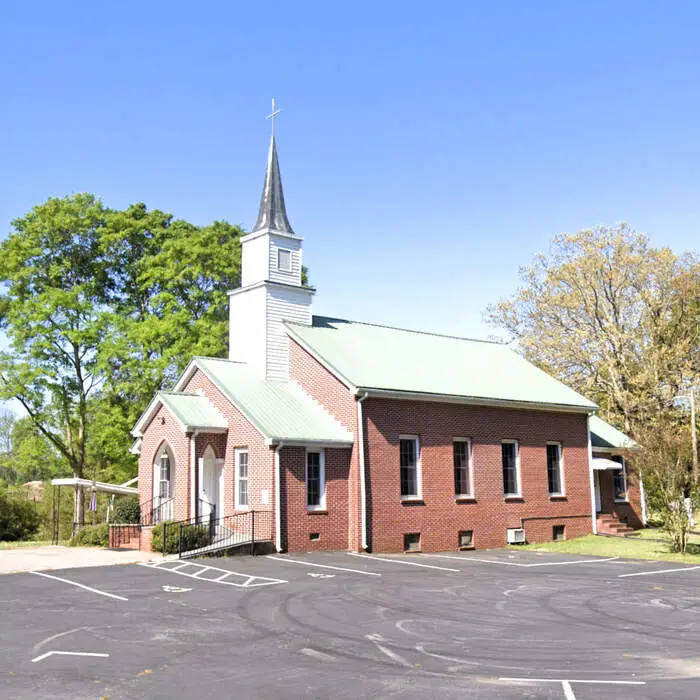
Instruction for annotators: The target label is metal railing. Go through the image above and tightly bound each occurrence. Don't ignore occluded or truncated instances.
[160,510,274,559]
[140,496,174,526]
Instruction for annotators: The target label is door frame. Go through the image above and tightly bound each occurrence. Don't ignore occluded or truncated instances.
[199,446,223,520]
[593,470,602,513]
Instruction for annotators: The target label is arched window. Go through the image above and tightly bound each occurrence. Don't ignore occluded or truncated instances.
[154,444,175,501]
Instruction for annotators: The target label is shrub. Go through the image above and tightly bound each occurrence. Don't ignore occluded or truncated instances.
[0,490,41,541]
[151,521,210,554]
[112,495,140,524]
[69,523,109,547]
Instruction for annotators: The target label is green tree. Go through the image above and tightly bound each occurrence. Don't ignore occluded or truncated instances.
[485,225,699,434]
[0,194,110,495]
[99,210,244,425]
[633,415,695,552]
[1,195,247,510]
[8,416,65,484]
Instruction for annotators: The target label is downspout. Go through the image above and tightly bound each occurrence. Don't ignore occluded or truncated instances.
[639,469,648,526]
[587,414,597,535]
[274,442,284,552]
[190,429,200,519]
[357,392,369,550]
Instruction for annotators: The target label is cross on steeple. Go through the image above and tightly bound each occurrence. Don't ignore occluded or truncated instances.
[266,98,281,136]
[251,99,295,234]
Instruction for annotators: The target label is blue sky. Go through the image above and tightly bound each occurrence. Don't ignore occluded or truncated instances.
[1,0,698,344]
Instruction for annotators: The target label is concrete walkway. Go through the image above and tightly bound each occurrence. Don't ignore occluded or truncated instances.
[0,545,160,574]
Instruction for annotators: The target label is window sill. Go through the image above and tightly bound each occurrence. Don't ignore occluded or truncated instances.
[458,545,475,551]
[455,496,476,503]
[614,499,629,504]
[400,497,425,506]
[549,494,567,501]
[306,509,328,515]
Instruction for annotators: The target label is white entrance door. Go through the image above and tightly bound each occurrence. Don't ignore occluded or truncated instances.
[201,446,222,521]
[594,470,602,513]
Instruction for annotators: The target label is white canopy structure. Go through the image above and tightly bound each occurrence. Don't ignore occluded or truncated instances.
[51,477,138,496]
[50,477,139,542]
[591,457,623,471]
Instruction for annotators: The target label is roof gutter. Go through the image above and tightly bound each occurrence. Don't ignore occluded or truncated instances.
[265,437,353,447]
[355,387,596,414]
[357,392,369,551]
[587,414,598,535]
[190,429,200,520]
[274,442,284,552]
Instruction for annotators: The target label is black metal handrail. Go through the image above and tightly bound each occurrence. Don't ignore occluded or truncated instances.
[162,509,274,559]
[140,496,174,526]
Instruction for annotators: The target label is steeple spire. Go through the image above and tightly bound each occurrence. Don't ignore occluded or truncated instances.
[252,99,295,235]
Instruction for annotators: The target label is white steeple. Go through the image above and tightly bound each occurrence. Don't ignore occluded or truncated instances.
[228,101,314,379]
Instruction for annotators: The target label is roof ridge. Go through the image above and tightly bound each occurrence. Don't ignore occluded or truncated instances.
[291,315,504,346]
[193,356,248,365]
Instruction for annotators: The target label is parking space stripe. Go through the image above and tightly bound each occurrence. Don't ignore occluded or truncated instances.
[348,553,460,572]
[618,565,700,578]
[30,571,128,601]
[429,555,619,568]
[140,560,286,587]
[267,556,381,576]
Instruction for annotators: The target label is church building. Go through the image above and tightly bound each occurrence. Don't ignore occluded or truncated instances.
[131,120,644,554]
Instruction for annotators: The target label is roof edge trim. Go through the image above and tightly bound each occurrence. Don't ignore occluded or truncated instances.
[284,324,357,392]
[358,388,597,414]
[265,437,354,447]
[132,393,189,437]
[177,359,272,440]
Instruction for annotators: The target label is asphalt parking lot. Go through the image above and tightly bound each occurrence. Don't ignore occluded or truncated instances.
[2,549,700,699]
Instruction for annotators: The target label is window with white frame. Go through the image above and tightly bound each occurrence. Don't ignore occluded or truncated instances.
[306,449,325,509]
[453,439,472,497]
[501,440,520,497]
[235,449,249,508]
[278,248,292,272]
[546,442,564,496]
[158,453,171,499]
[612,456,628,501]
[400,436,420,498]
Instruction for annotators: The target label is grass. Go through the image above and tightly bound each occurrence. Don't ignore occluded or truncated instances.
[520,529,700,564]
[0,540,65,549]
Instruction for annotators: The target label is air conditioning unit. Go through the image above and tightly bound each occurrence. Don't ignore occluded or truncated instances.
[507,528,526,545]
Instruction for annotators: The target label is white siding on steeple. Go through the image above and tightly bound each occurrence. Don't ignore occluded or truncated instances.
[240,234,269,287]
[268,234,302,286]
[227,128,313,380]
[265,286,312,379]
[228,285,267,377]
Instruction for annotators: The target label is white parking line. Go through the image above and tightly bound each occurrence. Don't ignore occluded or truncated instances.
[141,560,286,587]
[618,565,700,578]
[366,633,412,667]
[429,555,619,568]
[30,571,128,601]
[32,650,109,663]
[300,647,336,662]
[348,553,460,572]
[267,555,382,576]
[500,677,646,699]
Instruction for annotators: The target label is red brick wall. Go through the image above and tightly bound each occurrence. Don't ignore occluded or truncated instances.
[182,370,274,519]
[280,445,352,551]
[138,404,191,522]
[363,398,594,552]
[289,339,360,549]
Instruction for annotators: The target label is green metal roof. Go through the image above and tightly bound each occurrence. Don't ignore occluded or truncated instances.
[590,415,638,450]
[194,357,353,444]
[287,317,598,411]
[158,392,227,431]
